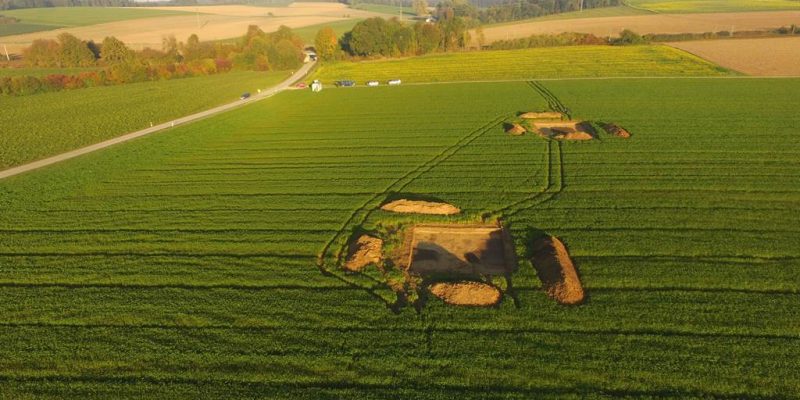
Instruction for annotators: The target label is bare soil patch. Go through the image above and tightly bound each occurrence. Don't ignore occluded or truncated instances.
[520,111,563,119]
[600,122,631,138]
[345,235,383,272]
[534,121,595,140]
[505,123,527,135]
[381,199,461,215]
[668,37,800,76]
[531,236,584,305]
[476,11,800,45]
[407,224,516,277]
[429,281,501,306]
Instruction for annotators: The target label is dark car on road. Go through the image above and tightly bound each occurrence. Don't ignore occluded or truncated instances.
[334,80,356,87]
[240,92,251,100]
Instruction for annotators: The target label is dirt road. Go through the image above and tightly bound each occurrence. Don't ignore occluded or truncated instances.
[0,61,316,180]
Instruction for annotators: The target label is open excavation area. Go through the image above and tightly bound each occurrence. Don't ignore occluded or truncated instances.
[406,224,515,277]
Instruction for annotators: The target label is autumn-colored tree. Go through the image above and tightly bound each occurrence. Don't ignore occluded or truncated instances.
[23,38,59,67]
[100,36,134,65]
[314,27,339,61]
[57,32,96,67]
[181,33,201,61]
[414,21,442,54]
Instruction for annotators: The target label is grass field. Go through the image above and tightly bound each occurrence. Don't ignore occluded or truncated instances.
[486,5,653,28]
[311,45,732,84]
[352,3,417,17]
[0,77,798,397]
[625,0,800,13]
[0,70,289,170]
[0,7,186,37]
[292,18,364,43]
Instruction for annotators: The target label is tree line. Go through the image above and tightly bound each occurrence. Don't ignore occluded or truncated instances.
[1,25,306,96]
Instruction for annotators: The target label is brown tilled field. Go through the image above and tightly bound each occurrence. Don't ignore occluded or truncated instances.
[477,10,800,45]
[0,2,384,53]
[668,37,800,76]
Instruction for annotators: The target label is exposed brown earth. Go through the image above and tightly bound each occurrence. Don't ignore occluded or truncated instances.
[344,235,383,272]
[506,123,527,135]
[668,37,800,76]
[429,281,502,306]
[534,121,594,140]
[520,111,563,119]
[407,224,516,276]
[530,236,585,305]
[601,122,631,138]
[381,199,461,215]
[477,11,800,45]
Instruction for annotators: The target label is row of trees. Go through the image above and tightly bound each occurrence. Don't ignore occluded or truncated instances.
[316,13,475,59]
[2,25,306,96]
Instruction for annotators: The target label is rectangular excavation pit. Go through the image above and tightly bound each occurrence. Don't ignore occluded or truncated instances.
[406,224,516,276]
[533,121,594,140]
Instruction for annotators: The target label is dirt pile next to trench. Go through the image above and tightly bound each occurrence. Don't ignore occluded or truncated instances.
[345,235,383,271]
[381,199,461,215]
[531,236,585,305]
[429,281,501,306]
[505,123,527,135]
[601,122,631,138]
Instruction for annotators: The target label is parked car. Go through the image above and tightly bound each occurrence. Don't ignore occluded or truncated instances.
[388,79,402,86]
[334,80,356,87]
[240,92,251,100]
[367,80,380,87]
[296,82,307,89]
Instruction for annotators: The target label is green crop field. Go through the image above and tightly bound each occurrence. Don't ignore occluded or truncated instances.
[0,76,798,397]
[0,7,187,37]
[486,5,653,27]
[293,18,364,44]
[625,0,800,13]
[311,45,733,84]
[0,70,289,170]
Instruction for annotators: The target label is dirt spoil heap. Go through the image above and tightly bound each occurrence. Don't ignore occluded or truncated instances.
[505,123,527,136]
[429,281,501,306]
[530,236,585,305]
[381,199,461,215]
[601,122,631,138]
[345,235,383,271]
[520,111,563,120]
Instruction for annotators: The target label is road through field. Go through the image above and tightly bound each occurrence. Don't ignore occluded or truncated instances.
[0,61,315,180]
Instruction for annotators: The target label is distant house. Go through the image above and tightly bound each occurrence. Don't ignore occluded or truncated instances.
[303,50,317,63]
[425,15,437,23]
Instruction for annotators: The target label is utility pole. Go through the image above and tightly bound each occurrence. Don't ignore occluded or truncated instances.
[3,44,10,62]
[580,0,585,12]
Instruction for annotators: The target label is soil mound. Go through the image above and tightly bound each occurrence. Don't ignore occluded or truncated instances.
[381,199,460,215]
[345,235,383,271]
[505,123,527,136]
[601,122,631,138]
[555,132,593,141]
[429,281,501,306]
[530,236,585,305]
[520,111,563,120]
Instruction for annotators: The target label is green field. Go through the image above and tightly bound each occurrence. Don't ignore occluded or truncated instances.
[293,18,364,44]
[625,0,800,13]
[0,70,289,169]
[0,76,798,397]
[311,45,732,84]
[0,7,186,37]
[486,5,653,27]
[352,3,417,17]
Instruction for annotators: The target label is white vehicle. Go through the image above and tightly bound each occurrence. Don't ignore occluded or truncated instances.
[311,80,323,92]
[367,80,380,87]
[388,79,402,86]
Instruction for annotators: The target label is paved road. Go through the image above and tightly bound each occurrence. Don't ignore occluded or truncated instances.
[0,61,316,181]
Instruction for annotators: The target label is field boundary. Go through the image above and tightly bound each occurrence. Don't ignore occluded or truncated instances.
[0,61,316,181]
